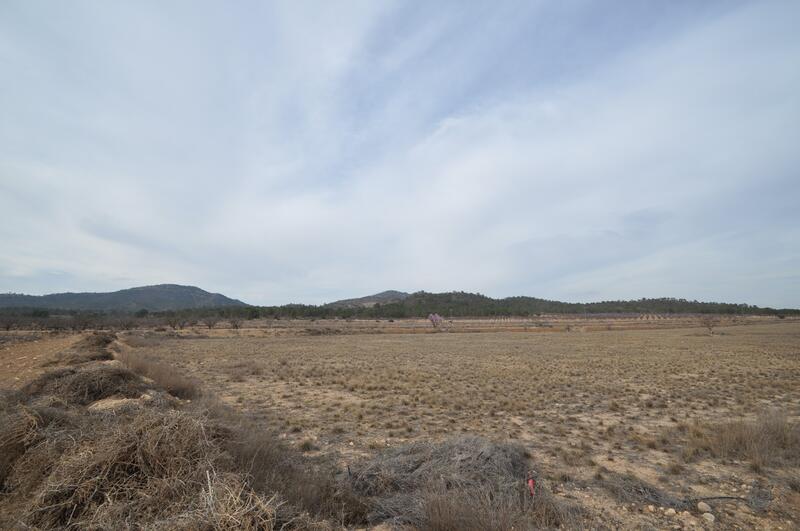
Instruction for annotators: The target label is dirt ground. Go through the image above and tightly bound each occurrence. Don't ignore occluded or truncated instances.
[2,317,798,529]
[0,332,82,387]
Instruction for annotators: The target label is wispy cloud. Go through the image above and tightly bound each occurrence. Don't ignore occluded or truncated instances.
[1,1,798,307]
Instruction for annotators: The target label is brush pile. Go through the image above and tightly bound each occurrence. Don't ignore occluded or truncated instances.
[46,332,116,365]
[347,435,582,530]
[0,338,289,530]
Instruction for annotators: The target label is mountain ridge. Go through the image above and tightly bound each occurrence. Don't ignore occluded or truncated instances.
[324,290,410,309]
[0,284,247,311]
[321,290,797,316]
[1,286,795,315]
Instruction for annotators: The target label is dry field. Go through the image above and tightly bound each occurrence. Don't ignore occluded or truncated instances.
[116,318,800,529]
[1,318,798,529]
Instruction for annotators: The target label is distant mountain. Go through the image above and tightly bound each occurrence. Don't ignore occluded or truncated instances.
[314,290,796,317]
[0,284,248,312]
[325,290,410,309]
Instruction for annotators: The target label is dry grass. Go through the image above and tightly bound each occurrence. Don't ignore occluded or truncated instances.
[678,409,800,471]
[421,483,579,531]
[45,332,115,365]
[128,320,800,528]
[0,399,40,485]
[20,364,146,405]
[25,409,225,528]
[4,332,589,529]
[5,405,284,530]
[116,349,201,399]
[1,335,361,529]
[4,319,800,529]
[120,332,169,349]
[0,346,320,529]
[223,419,366,525]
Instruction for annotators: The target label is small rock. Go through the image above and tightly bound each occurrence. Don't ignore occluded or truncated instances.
[697,502,712,513]
[701,512,715,524]
[647,505,655,513]
[666,508,677,516]
[88,397,141,411]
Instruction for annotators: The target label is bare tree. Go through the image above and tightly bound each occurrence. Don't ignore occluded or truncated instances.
[229,318,242,330]
[71,315,91,331]
[204,316,220,330]
[427,313,443,328]
[0,316,16,331]
[700,315,718,336]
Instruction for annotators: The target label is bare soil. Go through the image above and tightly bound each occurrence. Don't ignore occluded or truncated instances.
[0,332,82,387]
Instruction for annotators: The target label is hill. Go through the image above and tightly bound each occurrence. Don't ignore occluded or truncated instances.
[0,284,248,312]
[362,291,797,317]
[325,290,410,309]
[262,291,797,319]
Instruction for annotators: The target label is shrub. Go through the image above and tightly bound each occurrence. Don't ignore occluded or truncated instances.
[116,350,201,399]
[683,410,800,470]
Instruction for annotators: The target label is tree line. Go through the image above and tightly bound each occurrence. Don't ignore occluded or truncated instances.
[0,292,795,331]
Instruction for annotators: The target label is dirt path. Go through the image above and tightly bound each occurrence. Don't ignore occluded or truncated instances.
[0,333,83,388]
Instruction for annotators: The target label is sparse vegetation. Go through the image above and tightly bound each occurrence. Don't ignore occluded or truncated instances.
[1,318,799,528]
[116,349,202,399]
[700,315,718,335]
[676,410,800,470]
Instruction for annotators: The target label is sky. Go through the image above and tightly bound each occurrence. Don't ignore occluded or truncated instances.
[1,1,799,308]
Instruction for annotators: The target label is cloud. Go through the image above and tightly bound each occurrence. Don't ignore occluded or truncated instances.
[1,1,798,307]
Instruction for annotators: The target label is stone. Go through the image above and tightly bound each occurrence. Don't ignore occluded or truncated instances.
[647,505,655,513]
[665,508,677,516]
[701,512,715,524]
[87,397,141,411]
[697,502,712,513]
